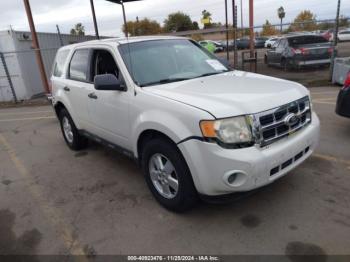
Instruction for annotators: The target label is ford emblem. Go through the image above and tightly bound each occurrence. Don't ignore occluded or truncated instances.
[284,113,299,127]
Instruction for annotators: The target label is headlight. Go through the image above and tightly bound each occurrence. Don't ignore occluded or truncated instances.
[200,116,254,147]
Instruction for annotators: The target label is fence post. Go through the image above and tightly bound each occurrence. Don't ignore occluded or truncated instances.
[0,52,18,103]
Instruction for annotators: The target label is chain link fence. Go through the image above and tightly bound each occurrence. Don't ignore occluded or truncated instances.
[0,30,97,103]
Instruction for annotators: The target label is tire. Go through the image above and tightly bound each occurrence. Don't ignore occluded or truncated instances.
[264,55,269,65]
[141,138,198,212]
[281,58,291,71]
[58,108,88,151]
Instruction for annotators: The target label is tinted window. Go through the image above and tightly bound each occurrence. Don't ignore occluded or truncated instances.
[288,35,328,46]
[69,49,90,81]
[53,50,69,77]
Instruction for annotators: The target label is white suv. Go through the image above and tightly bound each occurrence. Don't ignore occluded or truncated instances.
[51,36,320,211]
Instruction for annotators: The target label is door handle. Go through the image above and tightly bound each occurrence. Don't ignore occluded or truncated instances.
[63,86,70,92]
[88,92,98,99]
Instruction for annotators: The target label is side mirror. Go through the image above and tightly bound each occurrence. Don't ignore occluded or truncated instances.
[94,74,126,91]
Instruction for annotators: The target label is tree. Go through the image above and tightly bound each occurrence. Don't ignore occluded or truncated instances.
[192,21,199,30]
[70,23,85,36]
[261,20,278,36]
[289,10,317,32]
[163,12,195,32]
[122,18,162,36]
[277,6,286,32]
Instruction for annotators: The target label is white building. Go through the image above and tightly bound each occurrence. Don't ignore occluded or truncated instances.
[0,30,97,102]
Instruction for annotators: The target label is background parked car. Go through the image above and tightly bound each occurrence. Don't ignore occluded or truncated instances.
[336,72,350,118]
[265,37,279,48]
[199,40,224,53]
[322,29,335,41]
[255,37,268,48]
[236,38,251,49]
[264,34,333,70]
[199,40,216,53]
[338,29,350,42]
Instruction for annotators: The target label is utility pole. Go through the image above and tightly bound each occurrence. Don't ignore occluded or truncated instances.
[225,0,229,61]
[90,0,100,39]
[232,0,238,69]
[56,25,64,46]
[240,0,243,29]
[249,0,255,72]
[23,0,50,94]
[329,0,341,81]
[121,2,128,37]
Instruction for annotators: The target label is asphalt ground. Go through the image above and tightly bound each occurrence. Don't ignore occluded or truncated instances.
[0,86,350,257]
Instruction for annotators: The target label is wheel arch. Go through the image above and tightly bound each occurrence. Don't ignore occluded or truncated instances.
[53,100,81,129]
[136,129,179,163]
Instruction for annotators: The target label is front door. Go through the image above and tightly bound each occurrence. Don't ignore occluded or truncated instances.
[86,48,130,149]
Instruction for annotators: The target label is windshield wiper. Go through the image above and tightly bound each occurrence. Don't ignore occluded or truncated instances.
[196,70,231,78]
[140,78,190,87]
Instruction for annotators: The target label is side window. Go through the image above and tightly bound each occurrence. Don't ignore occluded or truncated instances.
[282,39,288,48]
[273,40,280,48]
[53,50,69,77]
[69,49,90,82]
[90,49,120,81]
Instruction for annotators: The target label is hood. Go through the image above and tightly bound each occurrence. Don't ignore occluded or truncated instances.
[145,71,309,118]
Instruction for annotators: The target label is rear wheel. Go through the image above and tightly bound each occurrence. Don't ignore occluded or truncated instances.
[264,55,270,66]
[141,138,198,212]
[59,108,88,151]
[281,58,291,71]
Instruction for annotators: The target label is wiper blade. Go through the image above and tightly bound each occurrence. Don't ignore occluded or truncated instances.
[197,70,231,78]
[140,78,190,87]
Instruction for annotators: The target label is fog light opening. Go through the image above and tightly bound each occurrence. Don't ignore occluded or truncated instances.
[224,170,247,187]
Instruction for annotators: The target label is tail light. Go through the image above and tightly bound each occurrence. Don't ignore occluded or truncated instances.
[342,72,350,91]
[292,48,309,55]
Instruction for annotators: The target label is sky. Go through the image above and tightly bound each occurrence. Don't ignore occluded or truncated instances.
[0,0,349,37]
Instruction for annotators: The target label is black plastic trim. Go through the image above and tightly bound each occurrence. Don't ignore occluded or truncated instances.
[79,130,136,160]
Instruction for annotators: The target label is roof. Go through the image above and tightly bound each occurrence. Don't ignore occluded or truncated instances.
[106,0,142,3]
[58,35,188,50]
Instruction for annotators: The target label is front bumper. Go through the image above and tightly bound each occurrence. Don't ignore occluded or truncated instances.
[178,112,320,196]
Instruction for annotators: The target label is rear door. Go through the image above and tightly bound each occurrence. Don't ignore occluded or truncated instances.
[267,39,280,63]
[64,48,92,129]
[274,39,286,63]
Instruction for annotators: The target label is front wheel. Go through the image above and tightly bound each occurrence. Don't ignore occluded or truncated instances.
[141,138,198,212]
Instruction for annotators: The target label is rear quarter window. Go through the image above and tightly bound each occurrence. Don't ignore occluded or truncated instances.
[52,49,70,77]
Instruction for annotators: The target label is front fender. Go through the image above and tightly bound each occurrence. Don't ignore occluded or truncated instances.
[131,110,198,158]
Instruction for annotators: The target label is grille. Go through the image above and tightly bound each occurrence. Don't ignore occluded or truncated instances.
[255,97,311,146]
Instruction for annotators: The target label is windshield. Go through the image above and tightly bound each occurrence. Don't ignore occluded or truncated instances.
[118,39,229,87]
